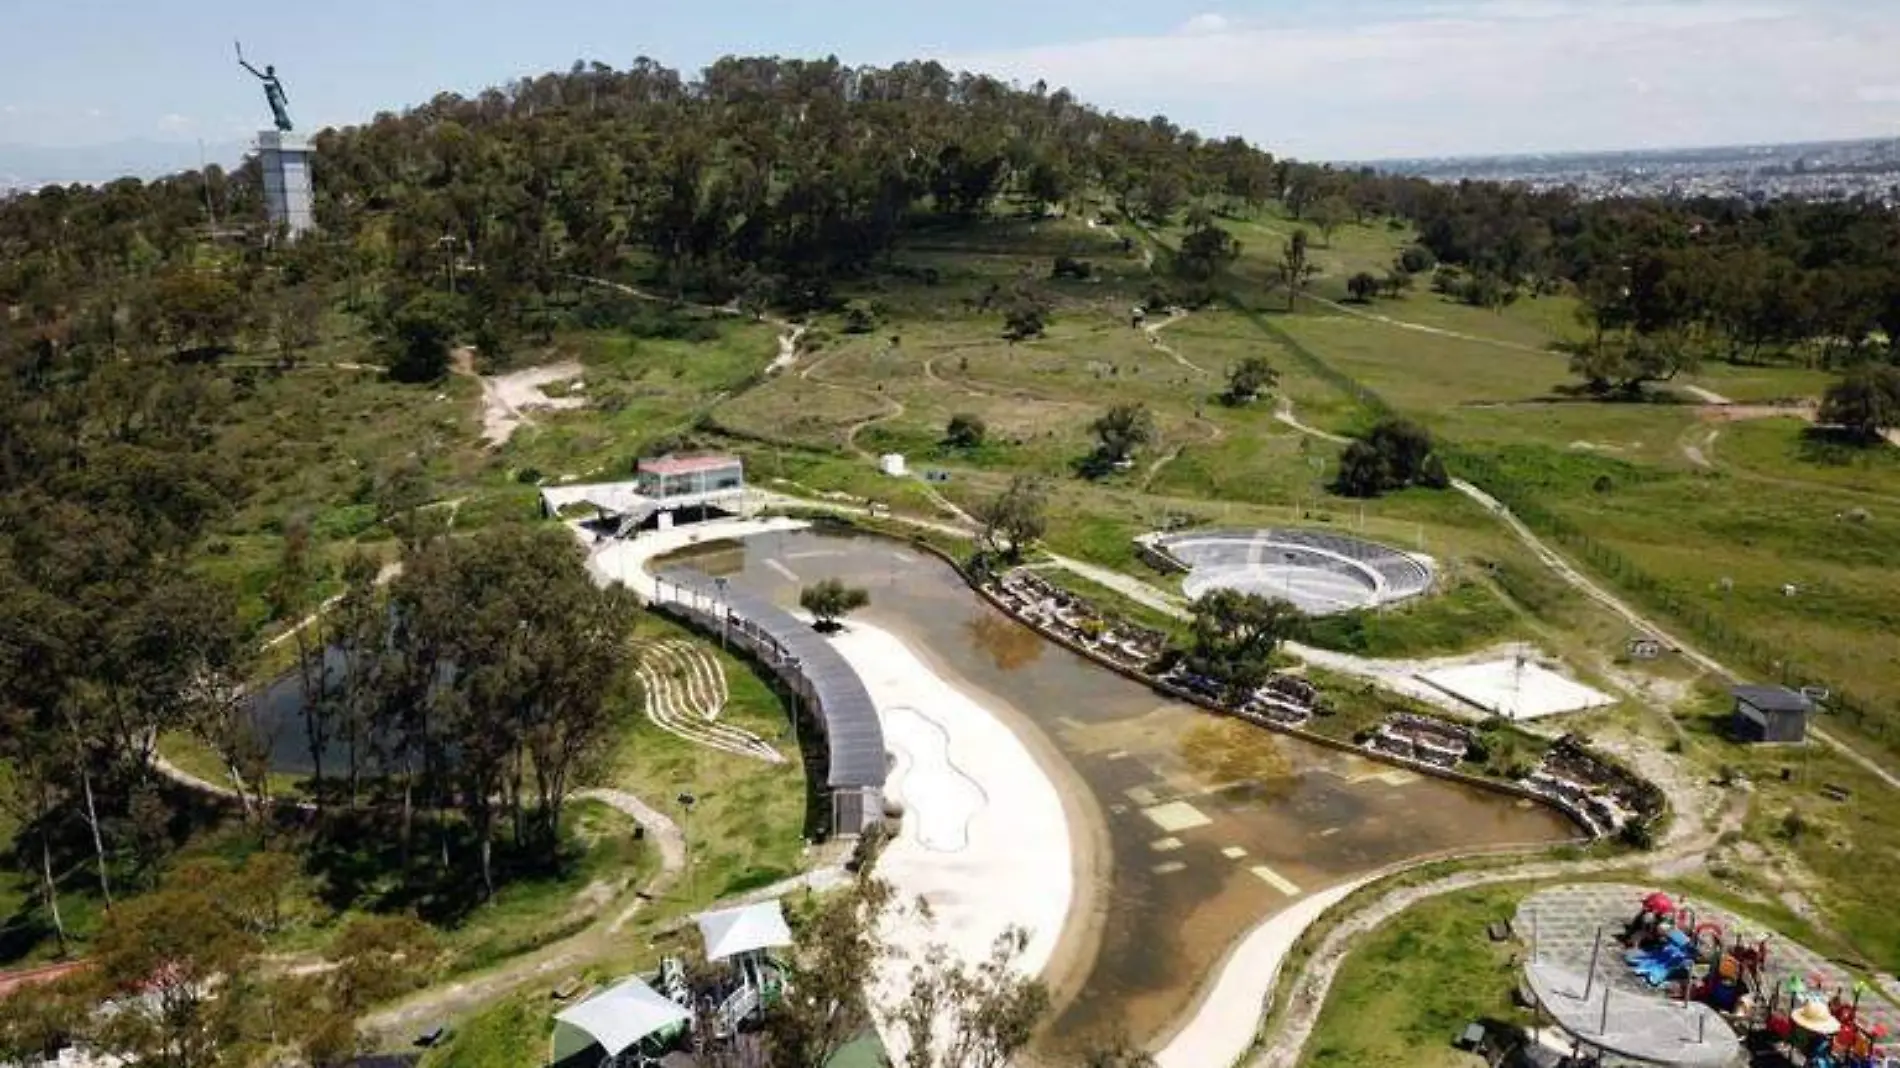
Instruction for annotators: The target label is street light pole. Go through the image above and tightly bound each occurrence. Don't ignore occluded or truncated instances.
[715,577,730,653]
[677,791,698,903]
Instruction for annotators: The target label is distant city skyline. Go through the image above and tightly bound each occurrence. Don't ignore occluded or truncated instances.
[3,0,1898,181]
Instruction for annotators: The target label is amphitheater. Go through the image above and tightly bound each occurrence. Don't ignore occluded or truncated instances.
[1141,528,1435,616]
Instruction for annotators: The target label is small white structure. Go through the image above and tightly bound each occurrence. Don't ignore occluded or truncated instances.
[549,977,691,1065]
[1419,658,1615,722]
[696,900,793,961]
[879,453,908,477]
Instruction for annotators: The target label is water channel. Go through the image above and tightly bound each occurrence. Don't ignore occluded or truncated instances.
[661,528,1579,1054]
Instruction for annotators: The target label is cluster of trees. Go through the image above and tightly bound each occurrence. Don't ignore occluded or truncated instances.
[762,871,1102,1068]
[1402,187,1900,392]
[0,857,437,1068]
[266,524,639,895]
[1334,419,1451,498]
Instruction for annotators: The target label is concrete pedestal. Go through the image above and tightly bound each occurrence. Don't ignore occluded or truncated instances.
[257,130,314,238]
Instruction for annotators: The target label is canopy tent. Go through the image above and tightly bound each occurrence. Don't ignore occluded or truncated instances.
[1525,961,1744,1068]
[696,900,793,962]
[550,977,691,1064]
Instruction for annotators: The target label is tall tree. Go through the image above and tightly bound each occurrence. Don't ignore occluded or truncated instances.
[1091,404,1156,467]
[977,477,1049,562]
[1278,229,1316,311]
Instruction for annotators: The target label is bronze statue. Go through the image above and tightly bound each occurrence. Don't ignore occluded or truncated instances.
[236,41,293,132]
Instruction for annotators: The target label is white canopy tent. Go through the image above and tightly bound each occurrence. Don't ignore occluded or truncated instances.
[549,977,692,1065]
[696,900,793,962]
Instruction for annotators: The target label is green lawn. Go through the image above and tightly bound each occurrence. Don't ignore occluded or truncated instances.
[605,613,816,908]
[1301,569,1525,659]
[1301,884,1529,1068]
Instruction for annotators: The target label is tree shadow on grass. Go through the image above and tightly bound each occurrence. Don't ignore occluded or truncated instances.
[302,806,581,930]
[1796,425,1887,467]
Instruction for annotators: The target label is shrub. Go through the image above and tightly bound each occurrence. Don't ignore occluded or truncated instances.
[1052,256,1094,280]
[944,413,987,449]
[841,300,879,335]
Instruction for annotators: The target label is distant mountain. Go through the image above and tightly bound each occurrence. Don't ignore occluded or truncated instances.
[0,139,248,192]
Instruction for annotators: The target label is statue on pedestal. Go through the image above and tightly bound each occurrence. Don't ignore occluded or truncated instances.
[236,41,293,132]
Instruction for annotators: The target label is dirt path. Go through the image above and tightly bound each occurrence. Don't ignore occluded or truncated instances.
[1678,383,1735,405]
[1679,423,1719,469]
[1144,309,1209,376]
[1272,397,1350,444]
[359,786,685,1040]
[1261,397,1900,793]
[568,274,808,376]
[1305,293,1555,356]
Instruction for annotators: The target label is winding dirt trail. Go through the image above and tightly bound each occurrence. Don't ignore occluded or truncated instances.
[1143,309,1209,376]
[1270,393,1900,795]
[1304,292,1556,356]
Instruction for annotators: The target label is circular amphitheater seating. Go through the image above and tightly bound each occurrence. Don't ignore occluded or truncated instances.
[1153,529,1434,613]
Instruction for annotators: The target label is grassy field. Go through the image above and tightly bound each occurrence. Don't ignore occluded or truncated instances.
[1300,883,1529,1068]
[604,612,816,908]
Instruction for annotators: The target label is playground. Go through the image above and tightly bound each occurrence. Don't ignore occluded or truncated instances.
[1512,884,1898,1068]
[548,899,794,1068]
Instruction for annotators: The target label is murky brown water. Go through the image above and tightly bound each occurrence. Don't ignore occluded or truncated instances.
[662,531,1577,1056]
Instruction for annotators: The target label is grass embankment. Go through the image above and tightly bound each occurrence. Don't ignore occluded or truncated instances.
[1300,884,1532,1068]
[605,611,816,908]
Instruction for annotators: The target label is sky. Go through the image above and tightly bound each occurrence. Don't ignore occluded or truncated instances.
[2,0,1899,168]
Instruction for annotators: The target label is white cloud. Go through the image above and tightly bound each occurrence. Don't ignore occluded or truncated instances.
[157,113,194,133]
[85,108,104,119]
[940,1,1900,158]
[1178,13,1230,35]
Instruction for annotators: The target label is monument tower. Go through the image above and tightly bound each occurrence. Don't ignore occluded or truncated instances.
[238,42,314,238]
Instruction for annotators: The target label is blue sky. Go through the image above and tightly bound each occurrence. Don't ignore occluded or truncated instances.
[3,0,1898,163]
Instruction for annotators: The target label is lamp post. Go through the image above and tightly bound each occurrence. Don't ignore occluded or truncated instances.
[715,577,730,653]
[677,791,698,903]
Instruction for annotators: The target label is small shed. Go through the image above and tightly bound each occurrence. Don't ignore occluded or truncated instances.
[1731,684,1813,744]
[879,453,908,477]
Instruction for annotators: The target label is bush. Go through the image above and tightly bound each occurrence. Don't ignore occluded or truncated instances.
[841,300,879,335]
[1398,244,1438,274]
[944,413,987,449]
[1003,302,1047,341]
[1051,255,1094,280]
[1346,271,1381,303]
[1333,418,1448,498]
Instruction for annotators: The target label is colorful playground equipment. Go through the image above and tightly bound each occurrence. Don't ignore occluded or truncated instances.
[1618,890,1895,1068]
[1765,976,1892,1068]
